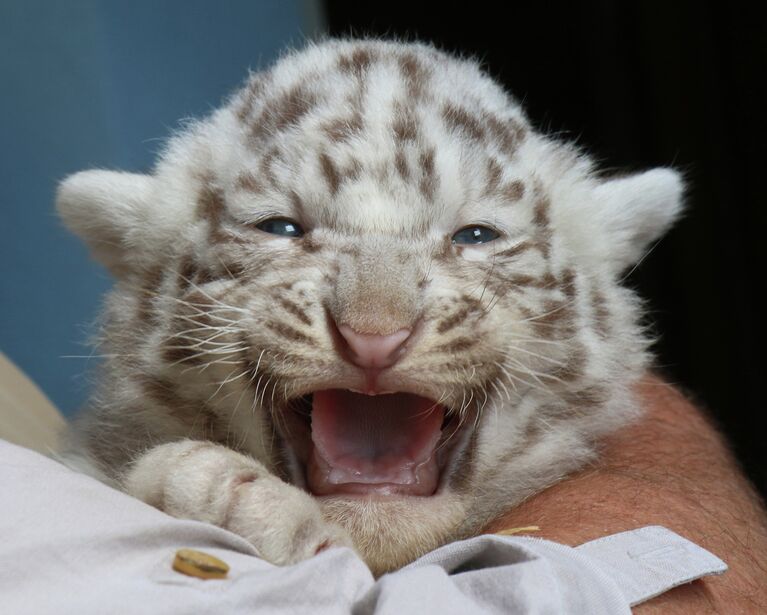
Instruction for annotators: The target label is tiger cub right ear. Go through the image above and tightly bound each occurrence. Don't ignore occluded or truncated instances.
[56,170,157,277]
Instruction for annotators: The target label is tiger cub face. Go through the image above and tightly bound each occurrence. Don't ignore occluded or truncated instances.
[58,39,682,571]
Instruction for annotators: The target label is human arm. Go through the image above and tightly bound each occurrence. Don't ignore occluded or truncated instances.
[485,376,767,613]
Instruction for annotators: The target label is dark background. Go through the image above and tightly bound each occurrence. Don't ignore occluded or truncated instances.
[324,1,767,496]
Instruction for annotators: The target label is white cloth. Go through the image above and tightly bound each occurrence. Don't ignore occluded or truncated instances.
[0,440,726,614]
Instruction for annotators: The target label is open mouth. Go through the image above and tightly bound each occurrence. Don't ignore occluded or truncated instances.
[285,389,467,497]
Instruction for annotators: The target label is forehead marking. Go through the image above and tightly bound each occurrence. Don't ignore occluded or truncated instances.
[485,114,527,156]
[418,148,437,200]
[319,152,341,195]
[323,111,364,142]
[236,74,268,123]
[249,84,318,145]
[235,171,264,194]
[392,104,419,142]
[442,104,485,142]
[259,147,283,190]
[394,149,410,182]
[502,180,526,203]
[338,48,375,76]
[398,52,431,100]
[484,158,503,195]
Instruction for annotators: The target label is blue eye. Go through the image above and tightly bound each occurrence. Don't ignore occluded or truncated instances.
[451,225,500,245]
[256,218,305,238]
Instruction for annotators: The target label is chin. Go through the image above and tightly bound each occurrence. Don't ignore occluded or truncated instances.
[318,492,469,576]
[273,384,480,574]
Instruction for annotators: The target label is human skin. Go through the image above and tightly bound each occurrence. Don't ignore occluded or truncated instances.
[485,376,767,613]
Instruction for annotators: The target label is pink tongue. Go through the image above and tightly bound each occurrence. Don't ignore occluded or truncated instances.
[307,390,444,496]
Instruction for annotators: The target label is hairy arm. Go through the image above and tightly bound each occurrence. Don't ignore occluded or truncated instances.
[485,376,767,613]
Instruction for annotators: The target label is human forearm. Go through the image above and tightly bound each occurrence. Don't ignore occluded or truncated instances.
[485,376,767,613]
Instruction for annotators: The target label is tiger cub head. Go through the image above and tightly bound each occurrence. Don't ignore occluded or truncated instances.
[58,39,682,573]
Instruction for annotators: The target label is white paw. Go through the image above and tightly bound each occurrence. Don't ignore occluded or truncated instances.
[123,440,353,565]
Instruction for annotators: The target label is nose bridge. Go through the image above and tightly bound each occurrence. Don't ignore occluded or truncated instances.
[332,239,421,336]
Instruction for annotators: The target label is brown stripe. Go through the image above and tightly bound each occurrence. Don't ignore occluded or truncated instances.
[301,235,322,253]
[437,306,472,334]
[502,272,558,290]
[550,347,586,382]
[442,104,485,141]
[319,152,341,195]
[323,111,364,142]
[535,299,570,324]
[435,337,477,354]
[418,148,436,200]
[485,114,527,156]
[496,240,532,260]
[344,158,362,183]
[236,75,267,123]
[278,298,312,326]
[249,84,317,143]
[195,266,220,285]
[162,341,201,366]
[560,385,609,410]
[259,147,281,190]
[140,375,185,408]
[266,321,314,344]
[392,104,418,142]
[394,149,410,181]
[222,262,246,279]
[177,256,196,291]
[235,172,264,194]
[502,180,525,202]
[559,269,577,300]
[338,48,374,76]
[533,194,551,228]
[433,236,454,261]
[273,85,317,132]
[197,182,225,225]
[398,52,429,99]
[196,181,229,243]
[484,158,503,195]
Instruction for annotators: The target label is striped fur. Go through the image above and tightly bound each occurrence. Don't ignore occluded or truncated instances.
[57,39,683,575]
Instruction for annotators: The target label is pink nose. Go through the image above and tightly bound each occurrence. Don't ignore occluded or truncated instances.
[337,324,412,369]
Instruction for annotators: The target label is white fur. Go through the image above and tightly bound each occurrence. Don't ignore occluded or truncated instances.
[58,39,683,575]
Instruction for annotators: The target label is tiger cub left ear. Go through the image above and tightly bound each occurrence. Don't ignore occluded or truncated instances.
[593,168,684,273]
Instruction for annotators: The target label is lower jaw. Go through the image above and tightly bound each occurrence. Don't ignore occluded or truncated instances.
[305,446,441,497]
[313,484,433,497]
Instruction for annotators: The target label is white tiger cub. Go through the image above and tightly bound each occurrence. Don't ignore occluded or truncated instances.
[57,39,682,575]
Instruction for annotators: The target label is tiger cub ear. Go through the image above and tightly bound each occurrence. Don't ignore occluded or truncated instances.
[56,170,157,277]
[592,168,684,273]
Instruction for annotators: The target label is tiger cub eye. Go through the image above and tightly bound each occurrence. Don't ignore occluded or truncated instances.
[256,218,305,238]
[452,225,500,245]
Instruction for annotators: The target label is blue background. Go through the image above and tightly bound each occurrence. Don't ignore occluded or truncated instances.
[0,0,322,416]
